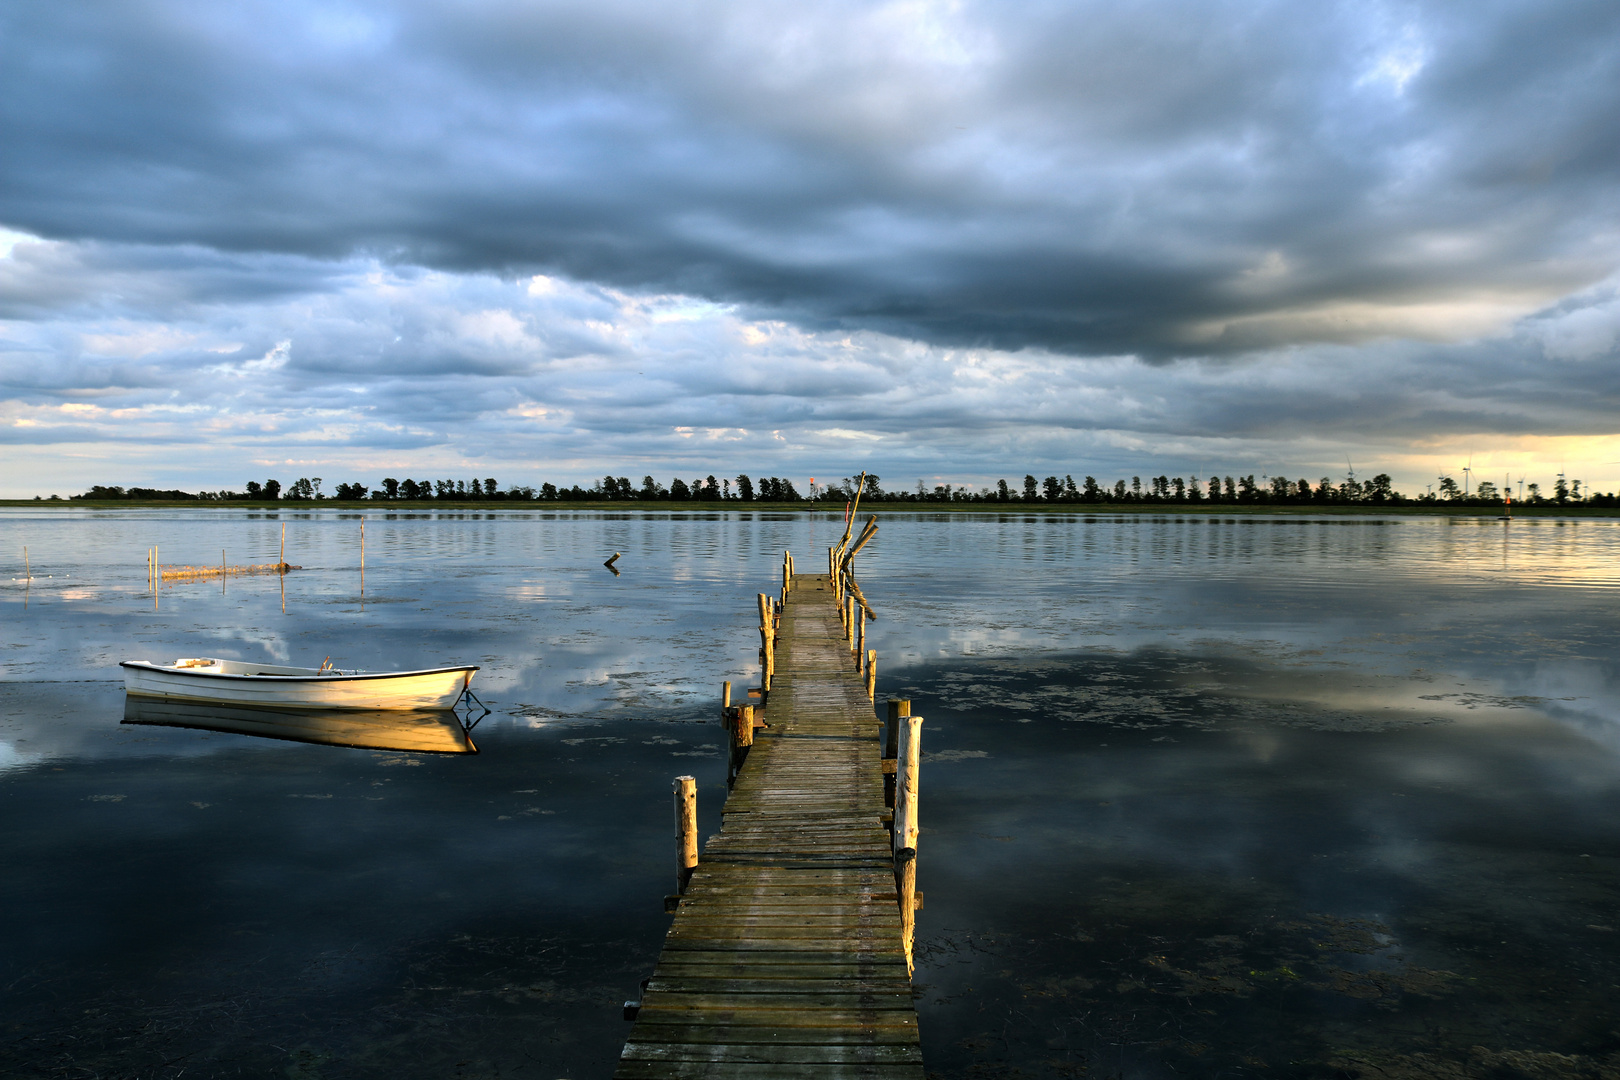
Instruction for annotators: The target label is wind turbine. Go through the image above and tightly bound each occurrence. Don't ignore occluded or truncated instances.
[1462,453,1472,497]
[1345,456,1355,486]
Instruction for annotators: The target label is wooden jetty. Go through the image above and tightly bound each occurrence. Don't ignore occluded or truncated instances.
[617,508,926,1078]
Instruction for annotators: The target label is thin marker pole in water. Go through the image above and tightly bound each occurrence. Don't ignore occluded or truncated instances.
[222,549,226,594]
[23,546,29,581]
[279,523,285,569]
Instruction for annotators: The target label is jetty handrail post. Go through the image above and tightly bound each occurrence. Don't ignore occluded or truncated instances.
[853,601,865,664]
[884,698,908,808]
[893,714,922,857]
[673,776,698,894]
[722,680,731,711]
[865,650,876,700]
[896,846,918,976]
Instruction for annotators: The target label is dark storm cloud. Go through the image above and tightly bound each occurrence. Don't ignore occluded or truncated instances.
[3,0,1617,358]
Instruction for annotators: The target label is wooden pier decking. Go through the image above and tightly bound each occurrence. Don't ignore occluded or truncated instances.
[615,570,924,1079]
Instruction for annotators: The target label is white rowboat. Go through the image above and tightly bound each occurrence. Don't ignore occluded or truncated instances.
[121,658,478,711]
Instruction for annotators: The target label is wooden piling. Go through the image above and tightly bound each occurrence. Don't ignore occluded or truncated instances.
[866,649,877,700]
[280,523,285,568]
[722,680,731,710]
[673,776,698,895]
[893,716,923,858]
[23,546,28,581]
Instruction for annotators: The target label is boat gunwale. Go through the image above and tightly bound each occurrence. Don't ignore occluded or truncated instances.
[119,660,479,684]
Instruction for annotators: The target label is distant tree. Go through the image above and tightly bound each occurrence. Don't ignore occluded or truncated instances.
[1476,480,1499,502]
[540,482,558,500]
[1237,475,1258,502]
[1206,477,1220,502]
[1042,476,1062,501]
[1438,476,1462,500]
[485,478,499,498]
[335,482,368,500]
[777,477,802,501]
[1131,476,1141,500]
[1572,479,1582,500]
[263,479,281,501]
[1064,475,1079,501]
[1185,478,1203,502]
[1315,478,1334,502]
[311,478,323,499]
[1270,476,1292,501]
[1082,476,1101,502]
[1367,474,1395,502]
[1172,478,1186,500]
[1223,477,1236,501]
[701,474,721,500]
[1296,479,1311,500]
[287,478,314,500]
[722,478,732,499]
[1023,475,1038,501]
[669,477,691,500]
[381,478,400,499]
[996,479,1011,501]
[864,474,882,499]
[1115,479,1128,500]
[735,474,755,501]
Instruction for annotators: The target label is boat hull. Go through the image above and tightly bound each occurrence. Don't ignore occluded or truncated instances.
[121,660,476,711]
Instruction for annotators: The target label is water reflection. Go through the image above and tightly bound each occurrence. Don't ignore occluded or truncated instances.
[3,508,1619,1078]
[122,697,478,754]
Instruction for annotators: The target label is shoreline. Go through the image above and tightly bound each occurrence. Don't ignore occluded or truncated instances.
[3,500,1617,518]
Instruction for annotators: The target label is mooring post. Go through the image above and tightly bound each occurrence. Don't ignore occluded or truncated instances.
[722,680,731,711]
[729,704,755,786]
[896,846,917,976]
[884,698,908,808]
[893,715,923,857]
[866,650,877,700]
[673,776,698,894]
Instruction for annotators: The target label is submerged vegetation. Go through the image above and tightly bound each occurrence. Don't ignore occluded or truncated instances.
[55,470,1620,508]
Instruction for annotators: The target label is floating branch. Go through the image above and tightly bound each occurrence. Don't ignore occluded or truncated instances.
[160,562,301,581]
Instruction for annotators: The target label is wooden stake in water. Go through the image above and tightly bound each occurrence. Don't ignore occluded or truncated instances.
[280,523,285,569]
[893,715,923,858]
[722,680,732,711]
[673,775,698,895]
[222,549,226,594]
[23,546,28,581]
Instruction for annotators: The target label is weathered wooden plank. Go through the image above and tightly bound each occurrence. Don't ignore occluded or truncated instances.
[619,1043,921,1065]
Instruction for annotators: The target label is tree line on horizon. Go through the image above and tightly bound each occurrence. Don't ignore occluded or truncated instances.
[56,470,1618,507]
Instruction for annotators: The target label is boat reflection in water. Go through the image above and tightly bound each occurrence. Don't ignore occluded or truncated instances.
[122,697,479,754]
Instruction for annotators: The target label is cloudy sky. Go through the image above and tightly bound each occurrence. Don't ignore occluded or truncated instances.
[3,0,1619,498]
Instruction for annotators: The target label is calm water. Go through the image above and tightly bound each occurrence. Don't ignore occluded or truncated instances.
[3,509,1619,1078]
